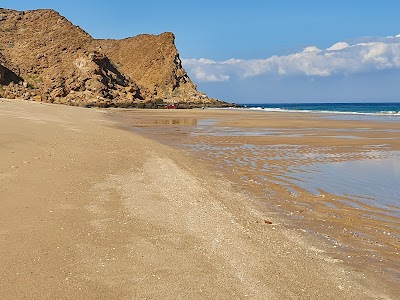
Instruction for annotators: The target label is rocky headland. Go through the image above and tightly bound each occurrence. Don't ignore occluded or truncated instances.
[0,8,229,108]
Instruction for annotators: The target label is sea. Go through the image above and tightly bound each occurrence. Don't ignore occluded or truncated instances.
[240,102,400,116]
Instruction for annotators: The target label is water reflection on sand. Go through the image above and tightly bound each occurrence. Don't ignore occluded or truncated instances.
[110,109,400,281]
[288,155,400,211]
[190,116,400,280]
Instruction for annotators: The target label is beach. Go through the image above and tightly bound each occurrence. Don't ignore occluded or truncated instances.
[1,99,399,299]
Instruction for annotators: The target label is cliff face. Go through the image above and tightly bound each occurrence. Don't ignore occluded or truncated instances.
[0,8,225,107]
[99,33,202,101]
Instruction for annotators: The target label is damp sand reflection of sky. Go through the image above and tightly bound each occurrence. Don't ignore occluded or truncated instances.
[285,155,400,213]
[124,114,400,217]
[183,121,400,217]
[190,123,400,140]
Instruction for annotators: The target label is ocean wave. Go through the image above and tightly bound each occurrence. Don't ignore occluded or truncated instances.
[234,106,400,116]
[378,110,400,115]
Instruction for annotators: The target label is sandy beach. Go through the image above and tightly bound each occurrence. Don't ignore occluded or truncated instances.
[110,108,400,280]
[1,99,398,299]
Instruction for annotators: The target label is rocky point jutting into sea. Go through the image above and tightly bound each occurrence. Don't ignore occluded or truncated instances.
[0,8,229,108]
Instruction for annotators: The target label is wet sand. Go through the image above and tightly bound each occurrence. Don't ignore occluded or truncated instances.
[1,99,399,299]
[109,108,400,290]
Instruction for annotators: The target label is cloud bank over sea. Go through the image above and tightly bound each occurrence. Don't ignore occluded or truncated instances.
[183,34,400,82]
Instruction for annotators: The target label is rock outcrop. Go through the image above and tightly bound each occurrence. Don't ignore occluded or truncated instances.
[98,33,202,101]
[0,8,228,107]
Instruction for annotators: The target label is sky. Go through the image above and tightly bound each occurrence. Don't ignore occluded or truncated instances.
[1,0,400,103]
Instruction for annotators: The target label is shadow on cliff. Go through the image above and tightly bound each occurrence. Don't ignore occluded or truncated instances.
[0,65,22,85]
[93,55,128,87]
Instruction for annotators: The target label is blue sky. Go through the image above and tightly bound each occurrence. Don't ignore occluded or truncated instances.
[2,0,400,103]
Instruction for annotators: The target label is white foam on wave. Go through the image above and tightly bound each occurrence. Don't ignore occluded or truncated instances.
[234,107,400,116]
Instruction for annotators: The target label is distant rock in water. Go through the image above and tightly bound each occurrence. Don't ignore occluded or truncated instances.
[0,8,229,107]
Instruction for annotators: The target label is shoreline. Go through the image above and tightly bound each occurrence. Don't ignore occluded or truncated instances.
[108,108,400,286]
[229,102,400,117]
[1,99,399,299]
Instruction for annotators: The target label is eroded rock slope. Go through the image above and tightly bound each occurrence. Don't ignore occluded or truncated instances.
[0,8,226,107]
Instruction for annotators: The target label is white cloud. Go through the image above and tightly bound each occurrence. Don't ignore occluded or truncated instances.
[326,42,350,51]
[182,34,400,82]
[303,46,322,53]
[193,69,230,82]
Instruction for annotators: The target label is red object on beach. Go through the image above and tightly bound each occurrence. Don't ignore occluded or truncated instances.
[167,104,177,109]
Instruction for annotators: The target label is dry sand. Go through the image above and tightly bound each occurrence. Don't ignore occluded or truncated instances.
[0,99,397,299]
